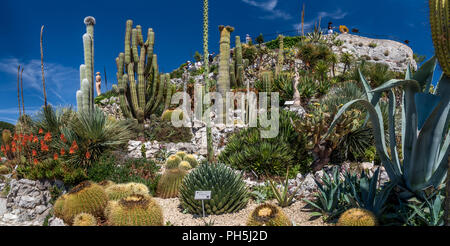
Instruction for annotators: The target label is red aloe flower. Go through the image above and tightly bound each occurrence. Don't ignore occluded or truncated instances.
[69,147,75,154]
[12,147,16,152]
[38,128,44,134]
[13,134,18,141]
[85,151,91,159]
[32,150,37,156]
[71,141,78,150]
[5,145,10,152]
[53,153,59,160]
[44,132,52,142]
[60,148,66,156]
[33,159,38,165]
[33,136,39,143]
[1,145,5,152]
[60,134,67,143]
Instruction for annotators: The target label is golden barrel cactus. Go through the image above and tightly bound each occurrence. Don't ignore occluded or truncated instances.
[178,161,192,170]
[60,181,108,225]
[105,182,149,201]
[156,168,187,198]
[246,203,292,226]
[165,155,182,169]
[337,208,378,226]
[105,194,164,226]
[183,154,198,168]
[73,213,97,226]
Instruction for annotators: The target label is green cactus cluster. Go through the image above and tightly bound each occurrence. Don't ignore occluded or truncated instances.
[72,212,98,226]
[156,168,187,198]
[246,203,292,226]
[165,155,182,169]
[179,163,249,215]
[429,0,449,76]
[56,181,108,225]
[337,208,378,226]
[105,194,164,226]
[76,16,96,113]
[104,182,150,201]
[112,19,173,123]
[275,35,284,76]
[178,161,192,170]
[182,154,198,168]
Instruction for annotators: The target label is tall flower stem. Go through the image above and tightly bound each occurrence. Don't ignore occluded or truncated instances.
[203,0,214,162]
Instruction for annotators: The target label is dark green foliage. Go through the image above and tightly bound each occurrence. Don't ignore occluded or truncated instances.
[87,154,160,195]
[179,163,249,215]
[16,159,87,187]
[265,36,303,49]
[242,44,258,64]
[218,110,311,177]
[144,115,192,143]
[255,73,294,106]
[250,182,276,204]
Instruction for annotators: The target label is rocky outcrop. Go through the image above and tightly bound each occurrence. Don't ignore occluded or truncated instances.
[332,34,417,72]
[0,179,65,226]
[97,97,124,120]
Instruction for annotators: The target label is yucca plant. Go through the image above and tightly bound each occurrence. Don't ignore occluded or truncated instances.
[269,168,300,207]
[328,57,449,200]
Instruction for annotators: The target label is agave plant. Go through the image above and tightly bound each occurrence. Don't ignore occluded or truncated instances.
[344,168,395,217]
[328,56,449,199]
[409,193,444,226]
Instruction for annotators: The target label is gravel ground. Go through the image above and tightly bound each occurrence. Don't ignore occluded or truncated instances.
[154,197,329,226]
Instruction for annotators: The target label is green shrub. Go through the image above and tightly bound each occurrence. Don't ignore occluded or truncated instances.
[218,110,311,176]
[145,115,192,143]
[265,36,303,49]
[179,163,249,215]
[87,154,160,195]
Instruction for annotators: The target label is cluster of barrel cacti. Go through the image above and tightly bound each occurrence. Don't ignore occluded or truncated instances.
[76,17,96,114]
[112,19,174,123]
[179,162,249,215]
[165,151,198,170]
[337,208,378,226]
[104,182,150,201]
[246,203,292,226]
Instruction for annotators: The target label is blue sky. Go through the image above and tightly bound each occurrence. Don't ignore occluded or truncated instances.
[0,0,437,123]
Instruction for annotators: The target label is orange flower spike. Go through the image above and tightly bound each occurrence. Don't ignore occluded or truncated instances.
[33,159,38,165]
[53,153,59,160]
[85,151,91,159]
[60,134,67,143]
[71,140,79,150]
[1,145,5,152]
[32,150,37,156]
[33,136,39,143]
[13,133,18,141]
[69,147,75,154]
[19,134,24,139]
[5,145,10,152]
[44,132,52,142]
[12,147,16,152]
[60,148,66,156]
[38,128,44,134]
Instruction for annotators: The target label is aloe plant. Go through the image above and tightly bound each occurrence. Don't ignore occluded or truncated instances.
[328,56,449,199]
[269,168,300,207]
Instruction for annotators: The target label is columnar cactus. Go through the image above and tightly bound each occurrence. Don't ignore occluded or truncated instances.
[76,16,96,113]
[156,168,187,198]
[261,70,273,93]
[275,35,284,76]
[218,25,234,98]
[429,0,449,76]
[112,20,172,123]
[234,36,245,87]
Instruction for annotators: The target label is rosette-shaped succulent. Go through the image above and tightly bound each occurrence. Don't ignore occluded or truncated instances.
[179,163,249,215]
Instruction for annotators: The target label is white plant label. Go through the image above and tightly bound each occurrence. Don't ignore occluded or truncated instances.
[195,191,211,200]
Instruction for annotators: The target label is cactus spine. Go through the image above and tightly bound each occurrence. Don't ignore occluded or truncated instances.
[113,20,171,123]
[76,16,96,113]
[275,35,284,76]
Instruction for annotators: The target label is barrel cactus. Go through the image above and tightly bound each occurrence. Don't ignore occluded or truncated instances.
[0,165,10,175]
[178,161,192,170]
[98,180,115,189]
[337,208,378,226]
[246,203,292,226]
[165,155,182,169]
[175,151,187,159]
[105,194,164,226]
[73,213,97,226]
[53,194,67,218]
[183,154,198,168]
[60,181,108,224]
[179,163,249,215]
[156,168,187,198]
[105,182,149,201]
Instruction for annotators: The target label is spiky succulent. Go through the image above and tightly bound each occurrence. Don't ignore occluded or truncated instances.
[179,163,249,215]
[73,212,97,226]
[175,151,187,159]
[105,194,164,226]
[59,181,108,224]
[156,168,187,198]
[165,155,182,169]
[337,208,378,226]
[247,203,292,226]
[105,182,149,201]
[178,161,192,170]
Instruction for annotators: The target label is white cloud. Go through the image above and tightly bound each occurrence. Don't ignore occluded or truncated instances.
[0,57,78,106]
[242,0,292,20]
[292,8,348,33]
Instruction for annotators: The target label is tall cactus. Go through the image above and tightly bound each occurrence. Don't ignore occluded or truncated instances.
[203,0,214,162]
[218,25,234,97]
[112,20,171,123]
[234,36,245,87]
[275,35,284,76]
[429,0,449,226]
[76,17,96,113]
